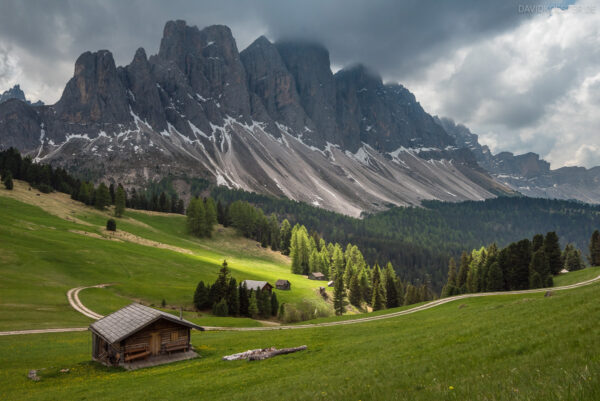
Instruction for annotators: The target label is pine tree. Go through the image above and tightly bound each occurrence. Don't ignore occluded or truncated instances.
[486,262,504,291]
[114,184,126,217]
[456,251,470,292]
[94,183,111,210]
[270,292,279,317]
[216,200,225,224]
[371,279,385,311]
[442,257,458,297]
[227,278,240,316]
[204,197,218,237]
[258,290,271,317]
[193,281,209,310]
[268,214,280,251]
[186,197,206,237]
[358,268,371,305]
[238,282,249,316]
[279,219,292,255]
[404,284,418,305]
[331,244,344,280]
[212,260,231,302]
[532,234,544,252]
[384,262,399,308]
[544,232,562,275]
[529,248,550,288]
[333,274,346,315]
[349,273,362,308]
[308,248,321,273]
[248,290,259,318]
[589,230,600,266]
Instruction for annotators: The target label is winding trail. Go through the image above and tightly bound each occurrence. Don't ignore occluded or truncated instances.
[1,275,599,336]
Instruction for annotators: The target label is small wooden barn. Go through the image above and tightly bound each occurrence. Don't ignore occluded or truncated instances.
[89,303,203,368]
[241,280,273,292]
[275,279,291,290]
[309,272,326,280]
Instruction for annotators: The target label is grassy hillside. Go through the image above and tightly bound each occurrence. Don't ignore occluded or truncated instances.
[0,181,331,330]
[0,275,598,400]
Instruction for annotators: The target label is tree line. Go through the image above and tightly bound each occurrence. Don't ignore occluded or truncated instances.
[441,231,591,297]
[193,261,278,318]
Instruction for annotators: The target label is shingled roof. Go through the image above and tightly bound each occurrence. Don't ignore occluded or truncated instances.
[89,303,203,344]
[241,280,272,291]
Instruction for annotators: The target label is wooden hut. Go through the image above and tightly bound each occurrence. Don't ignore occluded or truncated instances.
[241,280,273,292]
[309,272,326,280]
[89,303,203,368]
[275,279,291,290]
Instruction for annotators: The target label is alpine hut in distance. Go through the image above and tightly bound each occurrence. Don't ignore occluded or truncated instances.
[89,303,203,369]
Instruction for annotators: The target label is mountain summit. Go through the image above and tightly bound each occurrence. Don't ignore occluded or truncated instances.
[0,20,511,216]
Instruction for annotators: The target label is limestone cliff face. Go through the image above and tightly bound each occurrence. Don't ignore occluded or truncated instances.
[0,20,513,215]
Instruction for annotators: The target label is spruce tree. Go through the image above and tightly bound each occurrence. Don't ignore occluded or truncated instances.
[486,262,504,291]
[268,214,280,251]
[309,248,321,273]
[248,290,259,318]
[371,280,385,311]
[532,234,544,252]
[456,251,470,292]
[358,268,371,305]
[384,262,399,308]
[349,273,362,308]
[204,197,218,237]
[227,278,240,316]
[529,248,550,288]
[279,219,292,255]
[213,260,231,302]
[404,284,418,305]
[589,230,600,266]
[331,245,345,279]
[193,281,209,310]
[333,274,346,315]
[270,293,279,317]
[114,184,126,217]
[94,183,111,210]
[216,200,225,224]
[442,258,458,297]
[544,232,562,275]
[238,282,249,316]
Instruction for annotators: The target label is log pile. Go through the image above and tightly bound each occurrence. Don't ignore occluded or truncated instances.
[222,345,307,361]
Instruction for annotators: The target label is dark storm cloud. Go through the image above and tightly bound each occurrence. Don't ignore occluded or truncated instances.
[0,0,597,168]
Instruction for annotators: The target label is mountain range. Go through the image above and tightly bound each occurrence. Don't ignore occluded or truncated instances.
[0,20,596,216]
[0,84,43,106]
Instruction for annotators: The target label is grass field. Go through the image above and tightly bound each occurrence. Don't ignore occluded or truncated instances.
[0,181,330,331]
[0,278,598,400]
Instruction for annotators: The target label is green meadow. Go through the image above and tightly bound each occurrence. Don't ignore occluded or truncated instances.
[0,277,598,400]
[0,182,329,331]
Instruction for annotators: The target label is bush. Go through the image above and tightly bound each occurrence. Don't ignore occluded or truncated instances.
[34,183,53,193]
[2,172,13,190]
[106,219,117,231]
[280,299,332,323]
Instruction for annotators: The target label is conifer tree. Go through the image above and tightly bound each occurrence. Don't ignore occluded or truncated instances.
[349,274,362,308]
[544,232,562,275]
[486,262,504,291]
[248,290,259,318]
[404,284,418,305]
[589,230,600,266]
[331,244,345,279]
[441,258,458,297]
[319,246,331,277]
[456,251,470,292]
[114,184,126,217]
[308,248,321,273]
[384,262,399,308]
[2,171,13,190]
[564,246,585,271]
[238,282,249,316]
[270,293,279,317]
[532,234,544,252]
[193,281,209,310]
[94,183,111,210]
[371,280,385,311]
[216,200,225,224]
[529,248,550,288]
[212,260,231,302]
[333,274,346,315]
[227,278,240,316]
[204,197,218,237]
[268,214,280,251]
[212,298,229,317]
[358,268,371,305]
[279,219,292,255]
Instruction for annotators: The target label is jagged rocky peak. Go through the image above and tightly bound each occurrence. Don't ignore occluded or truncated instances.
[56,50,130,123]
[240,35,311,134]
[0,84,44,106]
[156,20,250,121]
[275,40,338,146]
[124,47,166,130]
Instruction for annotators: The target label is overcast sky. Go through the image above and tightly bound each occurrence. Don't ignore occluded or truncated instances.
[0,0,598,168]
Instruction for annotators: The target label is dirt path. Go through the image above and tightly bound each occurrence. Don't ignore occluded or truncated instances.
[1,275,598,336]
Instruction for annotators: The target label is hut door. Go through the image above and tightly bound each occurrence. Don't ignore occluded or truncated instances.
[150,332,161,355]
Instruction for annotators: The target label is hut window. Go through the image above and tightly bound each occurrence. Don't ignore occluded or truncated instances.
[170,331,179,341]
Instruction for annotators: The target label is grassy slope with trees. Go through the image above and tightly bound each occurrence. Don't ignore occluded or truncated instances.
[0,181,331,330]
[0,274,598,400]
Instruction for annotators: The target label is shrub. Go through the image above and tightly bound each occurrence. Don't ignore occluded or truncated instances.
[106,219,117,231]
